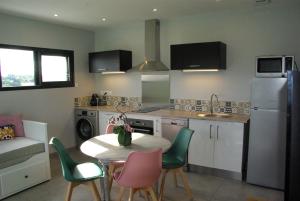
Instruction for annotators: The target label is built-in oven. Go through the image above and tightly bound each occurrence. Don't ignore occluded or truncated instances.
[127,118,154,135]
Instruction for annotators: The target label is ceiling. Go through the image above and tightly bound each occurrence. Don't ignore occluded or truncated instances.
[0,0,298,30]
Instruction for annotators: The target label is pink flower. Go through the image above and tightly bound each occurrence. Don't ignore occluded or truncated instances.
[124,124,134,133]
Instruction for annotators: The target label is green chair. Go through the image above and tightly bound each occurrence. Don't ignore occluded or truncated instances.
[49,137,104,201]
[159,127,194,201]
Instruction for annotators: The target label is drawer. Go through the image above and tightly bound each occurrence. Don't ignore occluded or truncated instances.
[1,161,48,196]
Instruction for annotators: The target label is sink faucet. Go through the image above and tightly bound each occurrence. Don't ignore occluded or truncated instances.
[210,93,219,115]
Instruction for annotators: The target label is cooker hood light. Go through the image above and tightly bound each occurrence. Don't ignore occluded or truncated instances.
[182,69,219,72]
[129,19,169,72]
[101,71,126,75]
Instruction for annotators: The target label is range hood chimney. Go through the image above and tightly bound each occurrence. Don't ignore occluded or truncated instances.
[130,19,169,72]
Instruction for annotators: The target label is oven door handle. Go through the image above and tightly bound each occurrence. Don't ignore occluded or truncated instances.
[133,128,153,133]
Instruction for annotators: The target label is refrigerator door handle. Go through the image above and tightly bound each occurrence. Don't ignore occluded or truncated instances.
[216,125,219,140]
[209,124,212,139]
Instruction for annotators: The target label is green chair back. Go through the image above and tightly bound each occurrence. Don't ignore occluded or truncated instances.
[164,127,194,165]
[49,137,77,181]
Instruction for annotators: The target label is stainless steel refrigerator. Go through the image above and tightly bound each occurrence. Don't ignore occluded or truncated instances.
[247,78,287,190]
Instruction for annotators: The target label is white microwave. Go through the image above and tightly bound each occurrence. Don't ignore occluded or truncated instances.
[256,56,295,77]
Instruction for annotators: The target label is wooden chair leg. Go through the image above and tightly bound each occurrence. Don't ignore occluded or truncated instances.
[177,168,193,200]
[158,169,168,201]
[108,163,116,192]
[65,182,78,201]
[172,170,178,187]
[87,181,101,201]
[147,187,158,201]
[128,188,137,201]
[117,186,125,201]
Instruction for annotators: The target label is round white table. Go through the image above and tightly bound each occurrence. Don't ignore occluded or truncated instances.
[80,133,171,201]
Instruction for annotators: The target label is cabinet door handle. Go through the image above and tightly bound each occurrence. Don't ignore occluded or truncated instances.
[188,64,200,68]
[155,119,159,133]
[216,125,219,140]
[209,124,212,139]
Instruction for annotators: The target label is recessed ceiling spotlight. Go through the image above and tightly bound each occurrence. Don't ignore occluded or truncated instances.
[152,8,158,12]
[54,14,58,17]
[101,17,107,22]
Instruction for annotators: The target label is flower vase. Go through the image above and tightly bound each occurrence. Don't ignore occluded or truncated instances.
[118,130,132,146]
[113,125,132,146]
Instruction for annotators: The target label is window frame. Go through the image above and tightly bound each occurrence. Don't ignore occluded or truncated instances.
[0,44,74,91]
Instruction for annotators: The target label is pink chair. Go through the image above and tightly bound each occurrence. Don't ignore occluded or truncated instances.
[105,123,126,192]
[105,123,115,134]
[113,148,162,201]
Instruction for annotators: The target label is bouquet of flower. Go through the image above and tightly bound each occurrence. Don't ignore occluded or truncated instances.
[108,112,133,146]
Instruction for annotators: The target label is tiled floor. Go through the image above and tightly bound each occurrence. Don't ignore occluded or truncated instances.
[3,149,284,201]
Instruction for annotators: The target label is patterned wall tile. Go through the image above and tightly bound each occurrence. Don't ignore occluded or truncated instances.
[232,107,238,114]
[170,98,250,115]
[225,101,231,107]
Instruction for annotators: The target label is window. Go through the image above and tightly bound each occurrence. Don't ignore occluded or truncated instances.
[0,44,74,90]
[0,48,35,87]
[41,55,69,82]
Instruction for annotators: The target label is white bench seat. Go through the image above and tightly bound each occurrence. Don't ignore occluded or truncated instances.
[0,120,51,199]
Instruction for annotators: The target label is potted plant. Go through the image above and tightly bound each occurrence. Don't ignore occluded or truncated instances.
[109,112,133,146]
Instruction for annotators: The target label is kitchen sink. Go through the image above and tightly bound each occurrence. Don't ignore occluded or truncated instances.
[197,113,232,118]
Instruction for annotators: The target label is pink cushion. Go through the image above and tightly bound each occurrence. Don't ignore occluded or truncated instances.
[0,114,25,137]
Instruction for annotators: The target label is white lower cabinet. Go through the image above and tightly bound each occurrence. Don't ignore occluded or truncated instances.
[188,119,244,173]
[189,120,214,168]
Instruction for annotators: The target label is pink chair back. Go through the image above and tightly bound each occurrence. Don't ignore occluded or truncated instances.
[105,124,115,134]
[114,148,162,188]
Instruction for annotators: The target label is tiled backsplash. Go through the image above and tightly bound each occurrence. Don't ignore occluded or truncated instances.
[75,96,250,115]
[170,98,250,115]
[74,96,91,107]
[74,96,142,109]
[107,96,142,109]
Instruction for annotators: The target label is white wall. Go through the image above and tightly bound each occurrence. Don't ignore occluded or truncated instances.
[94,72,141,97]
[0,13,95,150]
[94,5,300,102]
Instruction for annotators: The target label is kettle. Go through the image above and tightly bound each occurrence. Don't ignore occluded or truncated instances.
[90,94,100,106]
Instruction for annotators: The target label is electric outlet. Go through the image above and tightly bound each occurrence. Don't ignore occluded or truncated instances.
[100,90,112,96]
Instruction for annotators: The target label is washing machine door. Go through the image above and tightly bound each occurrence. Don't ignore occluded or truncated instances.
[76,118,94,140]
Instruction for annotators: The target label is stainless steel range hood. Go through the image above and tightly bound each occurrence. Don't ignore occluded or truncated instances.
[130,19,169,72]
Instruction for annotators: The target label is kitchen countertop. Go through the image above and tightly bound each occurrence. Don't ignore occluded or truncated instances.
[75,106,249,123]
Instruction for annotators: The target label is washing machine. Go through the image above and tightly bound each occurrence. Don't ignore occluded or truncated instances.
[75,109,99,147]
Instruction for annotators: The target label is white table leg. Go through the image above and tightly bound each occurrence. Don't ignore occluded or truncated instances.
[99,161,110,201]
[100,177,105,200]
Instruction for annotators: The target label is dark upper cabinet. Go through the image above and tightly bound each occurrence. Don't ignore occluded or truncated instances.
[89,50,132,73]
[170,42,226,70]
